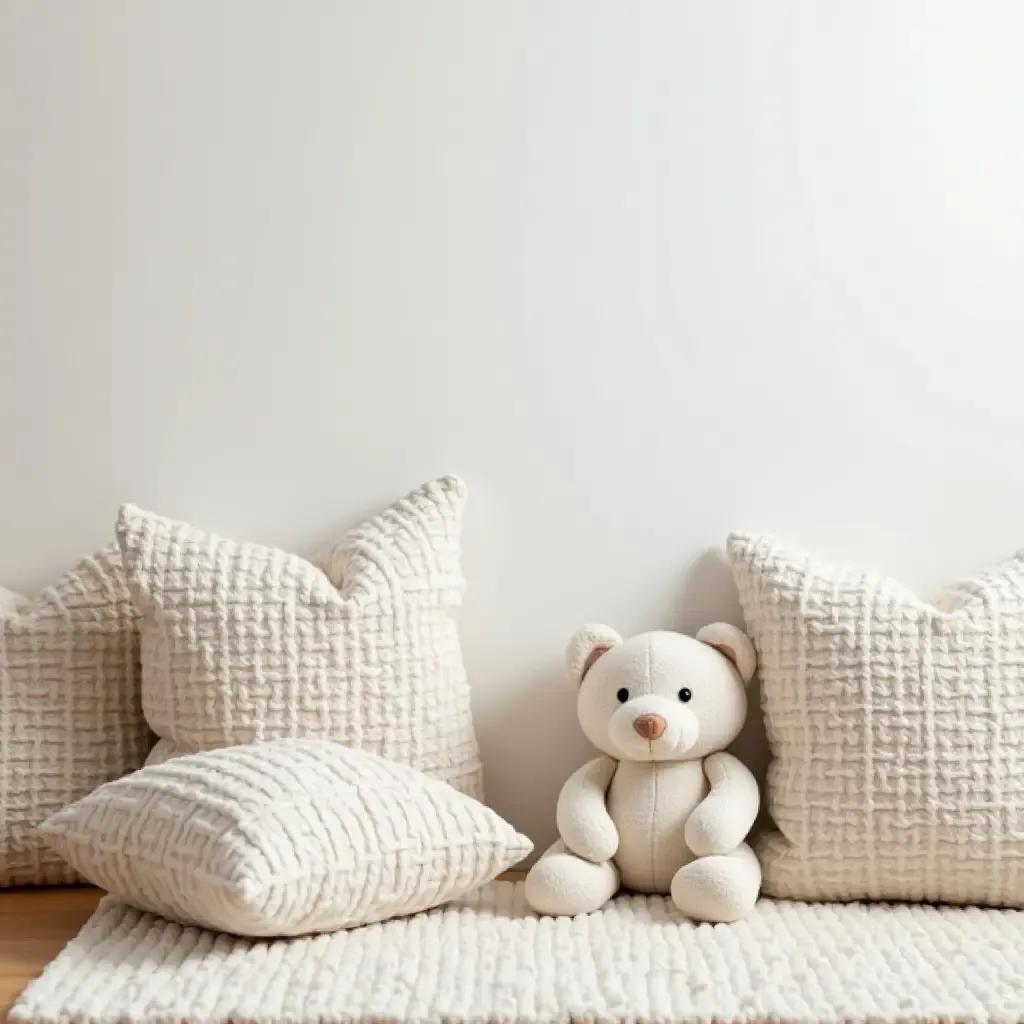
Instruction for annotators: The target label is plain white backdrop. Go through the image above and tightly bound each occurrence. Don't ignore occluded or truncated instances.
[3,2,1024,850]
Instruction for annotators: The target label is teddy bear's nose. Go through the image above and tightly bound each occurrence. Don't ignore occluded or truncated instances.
[633,714,666,740]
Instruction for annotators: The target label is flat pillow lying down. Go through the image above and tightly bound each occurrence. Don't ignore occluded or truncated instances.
[39,739,532,937]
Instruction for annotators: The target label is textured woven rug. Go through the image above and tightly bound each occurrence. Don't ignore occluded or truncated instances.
[11,881,1024,1024]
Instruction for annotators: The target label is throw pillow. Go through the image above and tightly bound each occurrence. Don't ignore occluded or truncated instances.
[727,532,1024,906]
[39,739,532,936]
[116,475,483,799]
[1,546,151,887]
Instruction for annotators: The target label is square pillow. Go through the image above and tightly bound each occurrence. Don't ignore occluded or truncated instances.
[39,738,532,936]
[116,476,483,799]
[1,546,151,886]
[728,533,1024,906]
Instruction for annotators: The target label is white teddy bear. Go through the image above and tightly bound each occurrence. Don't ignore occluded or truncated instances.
[525,624,762,922]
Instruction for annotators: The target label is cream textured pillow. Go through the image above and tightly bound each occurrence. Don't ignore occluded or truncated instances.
[1,546,151,887]
[117,476,483,799]
[728,533,1024,907]
[40,739,532,936]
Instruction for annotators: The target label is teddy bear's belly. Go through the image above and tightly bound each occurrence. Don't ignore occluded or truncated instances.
[607,760,709,894]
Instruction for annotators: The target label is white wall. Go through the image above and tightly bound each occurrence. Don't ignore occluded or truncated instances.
[3,2,1024,849]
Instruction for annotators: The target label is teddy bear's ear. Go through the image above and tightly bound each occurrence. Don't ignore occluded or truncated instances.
[565,624,623,688]
[695,622,757,684]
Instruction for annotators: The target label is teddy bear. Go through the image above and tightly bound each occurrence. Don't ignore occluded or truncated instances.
[524,623,762,922]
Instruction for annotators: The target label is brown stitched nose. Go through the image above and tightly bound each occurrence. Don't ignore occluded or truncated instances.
[633,714,666,740]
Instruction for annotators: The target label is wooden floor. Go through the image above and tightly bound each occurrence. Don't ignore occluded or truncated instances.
[1,886,105,1021]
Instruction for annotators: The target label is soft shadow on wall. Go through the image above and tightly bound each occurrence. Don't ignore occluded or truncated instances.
[674,547,771,807]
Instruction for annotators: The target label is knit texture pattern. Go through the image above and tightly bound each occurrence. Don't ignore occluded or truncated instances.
[39,739,529,936]
[728,533,1024,906]
[116,476,483,799]
[12,882,1024,1024]
[0,546,150,887]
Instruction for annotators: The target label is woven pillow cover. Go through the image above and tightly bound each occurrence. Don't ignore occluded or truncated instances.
[40,739,531,936]
[727,533,1024,906]
[0,546,151,887]
[116,476,483,799]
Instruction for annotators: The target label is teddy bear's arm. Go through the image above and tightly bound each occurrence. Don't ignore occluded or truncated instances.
[556,755,619,863]
[684,751,759,858]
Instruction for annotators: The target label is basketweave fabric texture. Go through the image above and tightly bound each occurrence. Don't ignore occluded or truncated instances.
[727,532,1024,906]
[39,739,530,936]
[0,546,151,887]
[116,475,483,799]
[12,881,1024,1024]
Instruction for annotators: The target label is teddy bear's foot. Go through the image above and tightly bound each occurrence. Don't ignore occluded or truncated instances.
[670,842,761,923]
[524,840,620,916]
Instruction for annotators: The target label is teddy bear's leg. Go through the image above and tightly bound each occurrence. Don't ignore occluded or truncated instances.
[670,842,761,923]
[524,840,620,916]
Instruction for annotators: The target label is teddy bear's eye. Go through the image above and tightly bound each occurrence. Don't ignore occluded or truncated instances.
[616,688,630,703]
[678,687,693,702]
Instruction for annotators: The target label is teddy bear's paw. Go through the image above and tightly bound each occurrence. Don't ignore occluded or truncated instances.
[563,817,619,864]
[524,840,620,916]
[683,802,735,858]
[670,843,761,924]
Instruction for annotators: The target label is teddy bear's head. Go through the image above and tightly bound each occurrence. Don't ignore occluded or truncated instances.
[565,624,756,762]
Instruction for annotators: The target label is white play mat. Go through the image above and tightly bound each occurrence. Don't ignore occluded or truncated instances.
[11,881,1024,1024]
